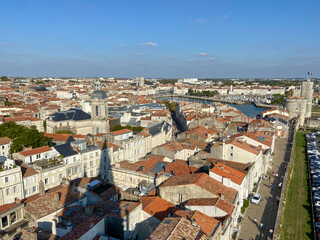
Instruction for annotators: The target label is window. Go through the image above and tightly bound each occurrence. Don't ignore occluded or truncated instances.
[84,163,87,169]
[59,174,63,181]
[178,194,183,203]
[95,152,99,157]
[36,154,40,159]
[96,105,99,116]
[67,169,72,176]
[10,212,16,224]
[32,186,37,193]
[45,178,49,185]
[90,170,93,177]
[24,190,28,196]
[90,161,93,167]
[73,156,76,162]
[13,186,17,193]
[2,216,8,228]
[231,153,233,156]
[4,177,8,184]
[231,146,233,149]
[6,188,9,196]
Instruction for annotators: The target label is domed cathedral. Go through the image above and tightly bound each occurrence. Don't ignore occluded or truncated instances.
[90,81,110,134]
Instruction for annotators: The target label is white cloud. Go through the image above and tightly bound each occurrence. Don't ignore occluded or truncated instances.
[0,42,5,46]
[132,53,145,56]
[185,59,194,63]
[140,42,158,47]
[196,19,208,23]
[119,44,127,47]
[197,52,209,56]
[210,57,217,61]
[168,56,175,60]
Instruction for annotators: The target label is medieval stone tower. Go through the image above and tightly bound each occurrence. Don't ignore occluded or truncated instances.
[284,78,313,126]
[91,81,110,134]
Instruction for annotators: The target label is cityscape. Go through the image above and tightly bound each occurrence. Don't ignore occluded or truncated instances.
[0,1,319,240]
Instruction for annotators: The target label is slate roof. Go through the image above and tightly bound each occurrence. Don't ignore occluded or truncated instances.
[146,121,171,136]
[49,108,91,122]
[53,143,78,157]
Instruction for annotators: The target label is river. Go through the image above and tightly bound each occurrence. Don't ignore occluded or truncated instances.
[158,97,267,118]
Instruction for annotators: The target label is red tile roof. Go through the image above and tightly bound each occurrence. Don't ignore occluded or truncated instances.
[0,202,22,215]
[0,136,11,145]
[161,173,237,204]
[17,146,53,157]
[109,128,132,136]
[141,196,175,221]
[211,162,245,185]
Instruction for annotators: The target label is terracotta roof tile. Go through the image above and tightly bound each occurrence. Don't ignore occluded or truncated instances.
[0,136,11,145]
[141,196,175,221]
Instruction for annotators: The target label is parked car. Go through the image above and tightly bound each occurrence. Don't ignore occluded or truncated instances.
[251,193,261,204]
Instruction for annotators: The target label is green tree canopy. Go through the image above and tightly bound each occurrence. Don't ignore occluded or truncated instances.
[0,122,52,154]
[112,124,143,132]
[1,76,8,81]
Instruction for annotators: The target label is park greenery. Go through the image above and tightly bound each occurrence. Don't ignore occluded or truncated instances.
[112,124,143,132]
[56,130,74,134]
[312,105,320,113]
[0,122,52,154]
[271,94,285,105]
[279,132,312,239]
[163,100,176,112]
[1,76,8,81]
[188,89,219,97]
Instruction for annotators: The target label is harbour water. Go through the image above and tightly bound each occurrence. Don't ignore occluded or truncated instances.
[158,97,267,118]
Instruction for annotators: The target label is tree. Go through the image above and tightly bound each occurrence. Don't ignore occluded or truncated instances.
[0,122,52,154]
[0,76,8,81]
[272,94,285,105]
[111,124,143,132]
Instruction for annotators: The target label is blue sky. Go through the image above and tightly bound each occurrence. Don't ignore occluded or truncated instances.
[0,0,319,78]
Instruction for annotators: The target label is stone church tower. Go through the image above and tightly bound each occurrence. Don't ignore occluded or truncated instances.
[91,81,110,134]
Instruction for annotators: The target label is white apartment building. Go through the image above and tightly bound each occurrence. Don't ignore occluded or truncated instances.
[0,159,23,205]
[0,137,11,157]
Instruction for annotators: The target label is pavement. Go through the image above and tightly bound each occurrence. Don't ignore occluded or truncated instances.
[238,130,293,240]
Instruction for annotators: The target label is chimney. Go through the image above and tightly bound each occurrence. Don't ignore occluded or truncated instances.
[39,180,45,197]
[52,219,57,235]
[67,221,73,232]
[15,198,21,204]
[89,219,94,228]
[220,194,225,201]
[54,193,60,203]
[62,178,70,187]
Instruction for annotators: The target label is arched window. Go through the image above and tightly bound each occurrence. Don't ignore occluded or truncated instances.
[96,105,99,116]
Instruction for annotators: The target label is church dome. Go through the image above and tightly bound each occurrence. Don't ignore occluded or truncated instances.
[91,90,107,100]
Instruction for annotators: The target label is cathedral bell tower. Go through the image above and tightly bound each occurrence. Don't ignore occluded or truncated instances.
[90,80,109,134]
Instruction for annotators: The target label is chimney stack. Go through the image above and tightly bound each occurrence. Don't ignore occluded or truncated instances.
[39,180,45,197]
[67,221,73,232]
[52,219,57,235]
[54,193,60,203]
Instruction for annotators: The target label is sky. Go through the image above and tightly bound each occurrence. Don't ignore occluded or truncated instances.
[0,0,319,78]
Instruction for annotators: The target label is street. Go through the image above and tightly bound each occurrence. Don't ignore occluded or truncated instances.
[238,130,293,240]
